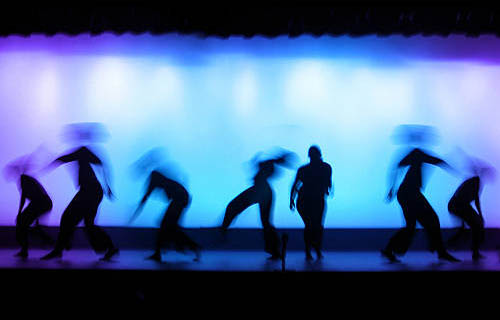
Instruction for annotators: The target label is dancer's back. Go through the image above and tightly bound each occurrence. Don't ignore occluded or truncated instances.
[450,176,480,205]
[20,174,51,203]
[399,148,443,192]
[149,170,189,202]
[57,146,102,190]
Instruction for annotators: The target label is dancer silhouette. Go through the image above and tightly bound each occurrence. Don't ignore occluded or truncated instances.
[290,146,332,260]
[221,149,296,260]
[448,157,495,261]
[42,124,118,261]
[382,126,460,263]
[130,168,201,262]
[4,157,53,258]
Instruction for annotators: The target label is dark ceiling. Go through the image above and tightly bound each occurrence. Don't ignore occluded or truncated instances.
[1,2,499,38]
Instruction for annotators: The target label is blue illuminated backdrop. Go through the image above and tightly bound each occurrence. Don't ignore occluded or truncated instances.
[0,34,498,228]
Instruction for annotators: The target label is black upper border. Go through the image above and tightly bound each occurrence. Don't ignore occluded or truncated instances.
[1,1,500,37]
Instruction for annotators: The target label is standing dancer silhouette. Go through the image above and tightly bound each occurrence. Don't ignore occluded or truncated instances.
[290,146,332,261]
[381,125,460,263]
[42,124,118,261]
[221,150,296,260]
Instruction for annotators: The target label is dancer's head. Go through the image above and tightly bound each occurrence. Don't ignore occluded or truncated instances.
[469,158,496,183]
[3,154,32,182]
[131,147,185,183]
[453,147,497,183]
[255,147,298,169]
[392,124,439,147]
[131,147,167,177]
[308,145,322,162]
[62,122,110,145]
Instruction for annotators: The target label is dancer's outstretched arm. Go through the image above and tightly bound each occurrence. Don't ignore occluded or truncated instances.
[475,195,483,220]
[41,148,82,176]
[327,164,333,197]
[100,163,114,199]
[475,178,484,220]
[129,177,155,224]
[290,171,301,210]
[419,150,459,176]
[386,150,415,201]
[54,149,82,164]
[84,148,114,199]
[386,165,402,202]
[93,159,113,199]
[17,192,26,216]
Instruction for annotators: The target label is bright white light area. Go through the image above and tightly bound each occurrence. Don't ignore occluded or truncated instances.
[285,60,335,119]
[148,65,184,114]
[34,63,60,120]
[233,67,258,116]
[86,57,137,123]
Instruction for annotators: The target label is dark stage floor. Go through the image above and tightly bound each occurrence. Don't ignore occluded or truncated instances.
[2,228,500,306]
[3,249,500,307]
[2,249,500,272]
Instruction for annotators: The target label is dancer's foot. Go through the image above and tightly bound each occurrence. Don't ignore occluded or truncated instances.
[472,252,486,261]
[146,252,162,262]
[217,226,228,242]
[438,251,461,263]
[14,250,28,259]
[381,248,400,263]
[316,251,324,260]
[305,253,314,261]
[100,247,119,261]
[281,234,288,261]
[41,250,62,260]
[267,253,281,261]
[193,249,201,262]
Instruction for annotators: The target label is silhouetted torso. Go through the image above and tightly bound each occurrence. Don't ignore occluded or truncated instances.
[451,176,480,204]
[296,161,332,198]
[149,170,189,202]
[76,148,100,189]
[20,174,51,203]
[59,146,101,191]
[399,148,443,192]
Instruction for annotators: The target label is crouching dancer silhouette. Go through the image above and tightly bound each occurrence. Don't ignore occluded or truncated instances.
[290,146,332,261]
[42,124,118,261]
[4,156,53,258]
[221,150,296,260]
[448,156,495,261]
[130,168,201,262]
[381,125,460,263]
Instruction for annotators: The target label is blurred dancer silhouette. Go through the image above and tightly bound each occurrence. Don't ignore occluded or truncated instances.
[448,156,495,261]
[382,125,460,263]
[221,149,296,260]
[290,146,332,260]
[42,123,118,261]
[4,154,53,258]
[129,149,200,262]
